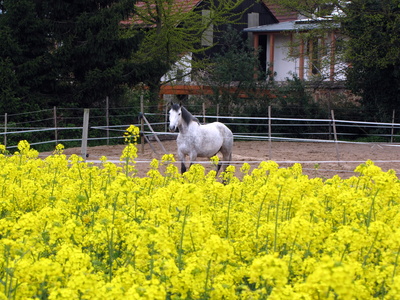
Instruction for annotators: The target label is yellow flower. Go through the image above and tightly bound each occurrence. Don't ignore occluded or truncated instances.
[210,155,219,166]
[2,146,400,299]
[248,254,289,288]
[161,153,176,164]
[0,144,7,154]
[53,144,65,155]
[124,125,140,143]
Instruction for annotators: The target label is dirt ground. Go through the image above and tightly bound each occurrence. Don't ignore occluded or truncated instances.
[40,139,400,179]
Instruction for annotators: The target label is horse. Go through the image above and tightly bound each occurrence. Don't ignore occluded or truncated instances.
[168,103,233,174]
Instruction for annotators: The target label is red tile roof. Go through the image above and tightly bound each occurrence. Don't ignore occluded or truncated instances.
[263,1,298,22]
[121,0,298,26]
[121,0,202,26]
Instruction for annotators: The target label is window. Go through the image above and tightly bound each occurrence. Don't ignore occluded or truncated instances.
[307,35,330,76]
[201,10,213,47]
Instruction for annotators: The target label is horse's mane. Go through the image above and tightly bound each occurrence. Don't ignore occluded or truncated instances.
[171,103,200,125]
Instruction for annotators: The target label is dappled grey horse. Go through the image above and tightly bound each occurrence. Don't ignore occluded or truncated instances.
[169,103,233,173]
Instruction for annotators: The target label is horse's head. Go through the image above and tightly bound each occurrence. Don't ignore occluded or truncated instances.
[169,103,182,132]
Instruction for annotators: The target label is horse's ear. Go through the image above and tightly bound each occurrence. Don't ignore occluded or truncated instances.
[179,102,182,107]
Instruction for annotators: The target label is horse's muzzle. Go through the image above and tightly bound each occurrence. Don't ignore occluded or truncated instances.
[169,126,176,132]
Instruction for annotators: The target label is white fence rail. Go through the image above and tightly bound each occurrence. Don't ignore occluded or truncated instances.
[1,105,400,154]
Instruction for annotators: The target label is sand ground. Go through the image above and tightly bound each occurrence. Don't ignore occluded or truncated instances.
[40,139,400,179]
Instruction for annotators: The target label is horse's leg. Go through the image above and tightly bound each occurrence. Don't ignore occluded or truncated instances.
[181,162,187,173]
[219,148,232,173]
[219,153,232,173]
[178,151,186,173]
[188,152,197,171]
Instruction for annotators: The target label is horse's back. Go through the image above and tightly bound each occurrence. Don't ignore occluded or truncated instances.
[206,122,233,153]
[211,122,233,159]
[200,122,232,137]
[213,122,233,143]
[183,122,231,157]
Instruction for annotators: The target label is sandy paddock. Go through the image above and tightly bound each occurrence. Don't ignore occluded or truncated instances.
[40,139,400,179]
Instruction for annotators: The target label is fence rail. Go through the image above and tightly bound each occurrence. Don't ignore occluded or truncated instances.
[1,105,400,154]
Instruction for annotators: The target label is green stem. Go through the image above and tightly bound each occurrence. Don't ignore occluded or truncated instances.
[108,194,118,282]
[50,167,59,198]
[203,259,212,299]
[366,189,380,230]
[273,186,283,252]
[288,234,298,273]
[255,194,268,254]
[77,163,90,200]
[392,245,400,280]
[177,205,190,270]
[340,244,350,262]
[226,187,234,239]
[363,232,378,266]
[148,242,155,280]
[125,157,130,177]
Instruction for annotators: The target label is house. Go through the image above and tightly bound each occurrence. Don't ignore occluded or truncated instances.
[127,0,279,83]
[128,1,347,102]
[244,5,346,82]
[159,1,346,86]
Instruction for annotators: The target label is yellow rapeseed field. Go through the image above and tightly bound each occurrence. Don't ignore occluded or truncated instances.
[1,125,400,299]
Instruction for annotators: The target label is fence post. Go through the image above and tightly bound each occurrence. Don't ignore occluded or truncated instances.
[3,113,7,148]
[106,96,110,145]
[216,104,220,122]
[141,114,167,154]
[81,109,90,160]
[165,103,168,133]
[268,106,272,160]
[53,106,58,145]
[140,95,145,155]
[202,103,206,124]
[391,109,395,143]
[331,110,341,164]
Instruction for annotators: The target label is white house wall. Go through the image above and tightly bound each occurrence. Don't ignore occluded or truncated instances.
[266,33,345,82]
[161,53,192,83]
[266,34,301,81]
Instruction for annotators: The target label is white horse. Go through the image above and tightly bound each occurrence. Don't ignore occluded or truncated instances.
[169,103,233,173]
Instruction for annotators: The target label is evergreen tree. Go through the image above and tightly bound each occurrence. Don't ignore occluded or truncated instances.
[343,0,400,121]
[202,27,268,115]
[126,0,247,105]
[0,0,138,110]
[0,0,54,113]
[267,0,400,121]
[45,0,139,108]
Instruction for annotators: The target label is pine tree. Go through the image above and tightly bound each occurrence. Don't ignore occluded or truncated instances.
[0,0,138,109]
[45,0,138,107]
[0,0,53,112]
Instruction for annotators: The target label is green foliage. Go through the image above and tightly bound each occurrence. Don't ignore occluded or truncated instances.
[0,58,21,113]
[0,0,139,110]
[273,75,320,117]
[210,28,263,83]
[347,64,400,122]
[0,0,54,112]
[343,0,400,122]
[199,27,269,115]
[0,0,250,110]
[130,0,246,68]
[268,0,400,122]
[343,0,400,69]
[126,0,248,105]
[47,0,139,108]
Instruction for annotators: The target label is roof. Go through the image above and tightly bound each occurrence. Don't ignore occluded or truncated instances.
[121,0,202,26]
[136,0,201,14]
[122,1,298,27]
[243,19,340,33]
[263,1,298,22]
